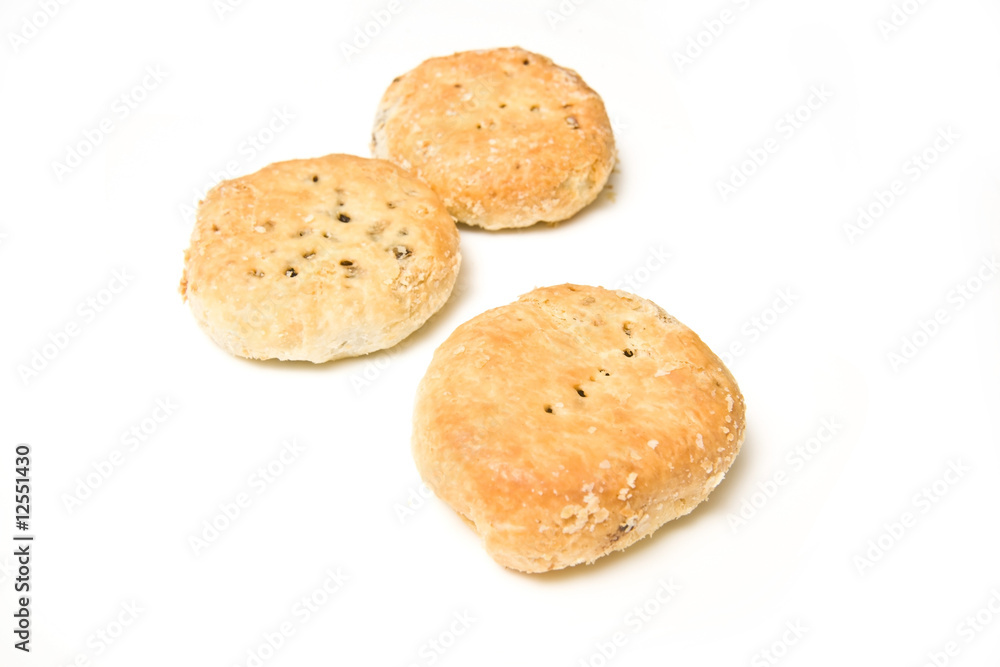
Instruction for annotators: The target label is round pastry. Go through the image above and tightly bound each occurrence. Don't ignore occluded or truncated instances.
[372,47,616,230]
[180,154,461,362]
[412,284,745,572]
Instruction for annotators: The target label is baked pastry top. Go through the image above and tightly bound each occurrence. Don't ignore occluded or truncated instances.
[373,47,616,230]
[181,154,460,362]
[412,284,745,572]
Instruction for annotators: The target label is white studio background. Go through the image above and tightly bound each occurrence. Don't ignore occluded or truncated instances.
[2,1,999,665]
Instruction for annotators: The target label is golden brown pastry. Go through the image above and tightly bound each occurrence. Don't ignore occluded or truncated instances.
[372,47,616,230]
[180,154,460,362]
[412,284,745,572]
